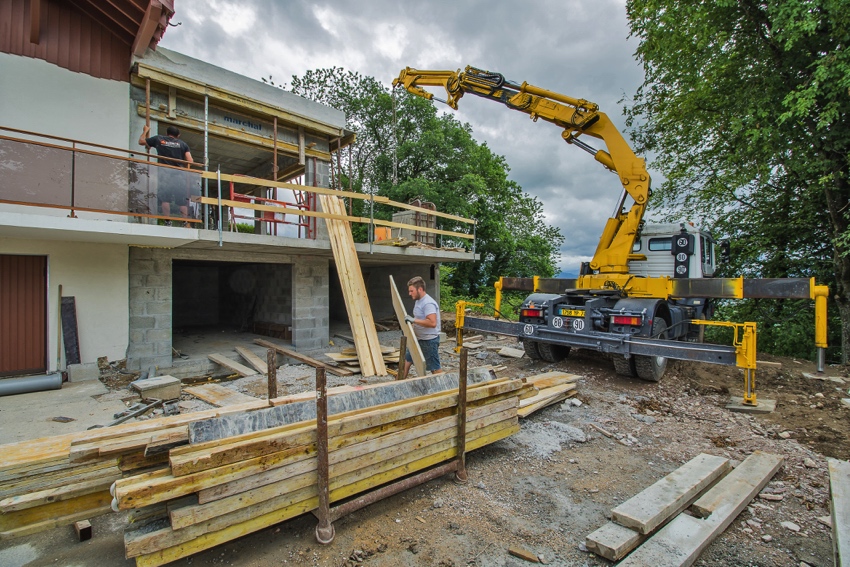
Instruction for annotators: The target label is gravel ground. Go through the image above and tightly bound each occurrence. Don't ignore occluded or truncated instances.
[3,332,847,567]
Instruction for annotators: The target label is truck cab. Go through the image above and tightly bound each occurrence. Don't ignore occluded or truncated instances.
[629,223,716,279]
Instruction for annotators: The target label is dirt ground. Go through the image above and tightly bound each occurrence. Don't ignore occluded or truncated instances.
[3,334,848,567]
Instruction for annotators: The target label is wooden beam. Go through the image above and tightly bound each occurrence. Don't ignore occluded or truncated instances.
[254,339,354,377]
[184,384,258,407]
[235,346,269,375]
[207,354,257,377]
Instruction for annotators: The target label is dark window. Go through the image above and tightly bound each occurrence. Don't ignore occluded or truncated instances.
[648,237,672,251]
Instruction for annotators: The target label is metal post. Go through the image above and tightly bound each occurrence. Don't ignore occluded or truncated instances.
[455,347,469,483]
[216,165,223,247]
[69,142,77,218]
[267,349,277,399]
[204,94,209,228]
[314,367,334,544]
[398,335,407,381]
[817,348,826,373]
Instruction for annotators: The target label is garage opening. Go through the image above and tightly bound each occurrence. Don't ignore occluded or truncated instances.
[171,260,292,355]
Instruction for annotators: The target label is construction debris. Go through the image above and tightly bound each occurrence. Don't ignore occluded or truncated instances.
[517,372,579,418]
[131,376,181,402]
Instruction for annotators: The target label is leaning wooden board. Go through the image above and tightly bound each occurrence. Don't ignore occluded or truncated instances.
[319,195,386,377]
[389,275,425,377]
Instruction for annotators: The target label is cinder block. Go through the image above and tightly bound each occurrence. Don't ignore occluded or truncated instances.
[67,363,99,382]
[131,375,181,401]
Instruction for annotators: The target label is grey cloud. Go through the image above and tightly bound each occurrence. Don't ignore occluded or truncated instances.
[162,0,647,273]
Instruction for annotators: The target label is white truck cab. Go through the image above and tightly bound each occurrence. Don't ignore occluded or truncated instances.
[629,223,716,279]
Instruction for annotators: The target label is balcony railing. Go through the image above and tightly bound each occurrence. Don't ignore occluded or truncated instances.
[0,127,202,225]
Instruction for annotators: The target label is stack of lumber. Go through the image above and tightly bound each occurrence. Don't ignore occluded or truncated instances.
[518,371,579,417]
[0,399,270,540]
[324,345,400,373]
[319,195,386,377]
[118,370,524,566]
[586,451,783,565]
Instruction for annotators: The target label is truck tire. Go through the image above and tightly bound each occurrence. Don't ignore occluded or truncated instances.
[523,340,542,360]
[634,319,668,382]
[537,341,570,363]
[612,355,637,377]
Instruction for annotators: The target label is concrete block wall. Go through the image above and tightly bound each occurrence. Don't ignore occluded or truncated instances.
[292,257,329,350]
[254,263,293,325]
[127,247,173,370]
[330,264,440,323]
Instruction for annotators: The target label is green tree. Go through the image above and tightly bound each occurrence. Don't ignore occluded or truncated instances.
[289,68,563,298]
[625,0,849,361]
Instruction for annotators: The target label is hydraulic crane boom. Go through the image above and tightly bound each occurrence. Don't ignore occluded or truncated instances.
[393,66,650,274]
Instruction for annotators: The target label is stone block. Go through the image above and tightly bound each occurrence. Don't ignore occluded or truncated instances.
[130,287,155,302]
[131,375,181,401]
[129,343,155,357]
[130,316,156,330]
[154,314,172,329]
[155,341,174,356]
[146,274,172,287]
[155,288,172,301]
[145,301,172,315]
[130,259,155,274]
[146,329,172,342]
[67,363,100,382]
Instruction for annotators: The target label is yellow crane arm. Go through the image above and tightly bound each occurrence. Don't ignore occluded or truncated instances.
[393,66,651,274]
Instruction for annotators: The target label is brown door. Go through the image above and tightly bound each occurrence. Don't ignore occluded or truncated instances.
[0,255,47,376]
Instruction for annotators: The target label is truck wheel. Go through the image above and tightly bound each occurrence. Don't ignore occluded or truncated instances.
[612,355,637,377]
[537,342,570,363]
[523,340,542,359]
[634,319,668,382]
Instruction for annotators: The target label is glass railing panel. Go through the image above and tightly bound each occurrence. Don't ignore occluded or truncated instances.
[0,138,73,207]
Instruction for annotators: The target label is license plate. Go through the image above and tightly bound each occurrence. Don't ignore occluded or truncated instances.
[560,308,585,317]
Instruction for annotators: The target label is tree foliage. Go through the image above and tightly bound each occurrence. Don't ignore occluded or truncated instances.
[289,67,563,298]
[625,0,850,361]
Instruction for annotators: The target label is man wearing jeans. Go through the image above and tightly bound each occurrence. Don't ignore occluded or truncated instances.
[404,276,442,376]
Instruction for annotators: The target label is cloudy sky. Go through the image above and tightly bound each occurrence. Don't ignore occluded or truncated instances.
[160,0,647,275]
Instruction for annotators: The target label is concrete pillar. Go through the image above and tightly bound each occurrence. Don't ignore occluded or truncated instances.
[291,256,329,351]
[127,247,172,370]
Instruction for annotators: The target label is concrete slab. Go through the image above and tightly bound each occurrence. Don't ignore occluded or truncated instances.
[828,459,850,567]
[611,453,731,535]
[131,375,181,401]
[67,362,100,382]
[726,397,776,414]
[0,380,129,444]
[619,451,783,567]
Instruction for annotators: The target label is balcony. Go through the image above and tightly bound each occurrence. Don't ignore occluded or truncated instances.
[0,128,477,265]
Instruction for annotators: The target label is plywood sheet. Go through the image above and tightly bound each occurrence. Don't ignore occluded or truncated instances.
[389,275,425,377]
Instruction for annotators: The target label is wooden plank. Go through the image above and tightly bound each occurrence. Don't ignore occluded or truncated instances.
[517,384,577,417]
[0,490,113,538]
[207,354,257,377]
[586,522,645,562]
[389,275,425,376]
[0,475,117,513]
[254,339,354,377]
[144,431,190,458]
[321,195,386,376]
[184,384,257,407]
[234,346,269,375]
[525,371,581,389]
[619,452,783,567]
[610,454,731,535]
[828,459,850,567]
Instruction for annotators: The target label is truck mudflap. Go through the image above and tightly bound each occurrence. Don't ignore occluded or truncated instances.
[460,316,738,366]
